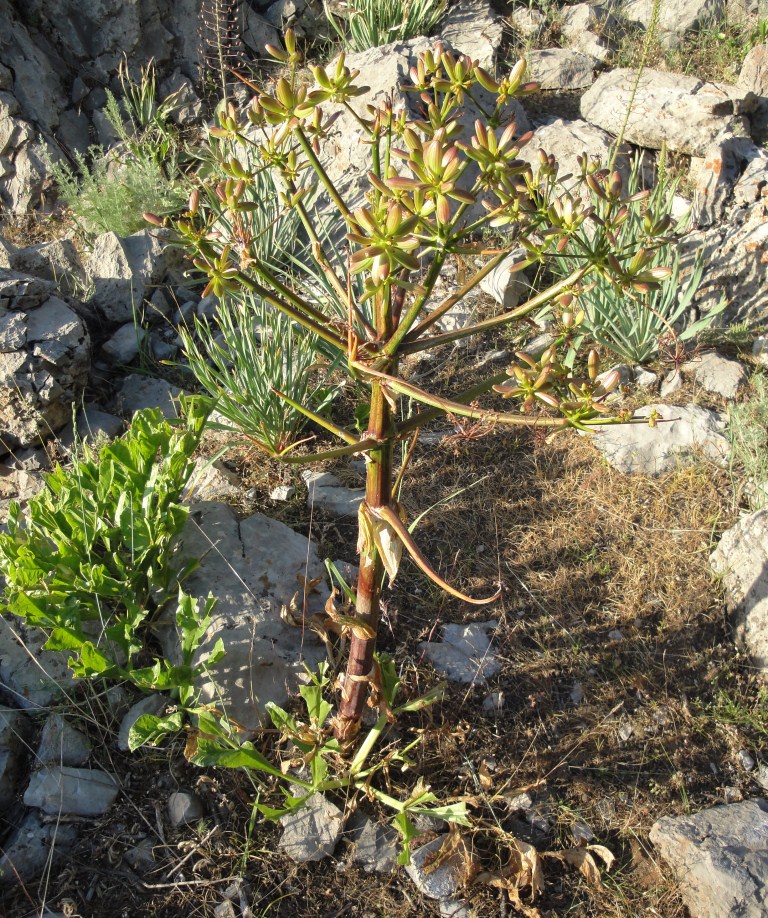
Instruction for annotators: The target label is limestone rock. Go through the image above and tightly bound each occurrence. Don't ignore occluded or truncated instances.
[36,714,91,767]
[314,38,529,221]
[102,322,148,364]
[162,502,326,731]
[560,4,620,61]
[511,8,546,37]
[0,615,79,710]
[441,0,504,71]
[24,765,119,817]
[242,7,281,58]
[683,351,746,398]
[740,42,768,96]
[0,813,77,885]
[115,374,183,419]
[622,0,725,46]
[479,250,529,310]
[680,198,768,329]
[517,118,635,187]
[711,510,768,673]
[691,134,768,226]
[590,404,729,475]
[279,792,344,862]
[581,68,754,156]
[0,280,90,452]
[420,621,500,685]
[525,49,596,91]
[0,706,31,812]
[57,404,124,453]
[650,799,768,918]
[303,470,364,518]
[406,834,470,899]
[168,790,204,827]
[349,816,399,873]
[87,230,173,324]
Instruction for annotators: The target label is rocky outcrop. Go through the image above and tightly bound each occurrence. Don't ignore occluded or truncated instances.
[581,68,756,156]
[0,270,90,452]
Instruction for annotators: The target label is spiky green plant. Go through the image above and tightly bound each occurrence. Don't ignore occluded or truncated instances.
[324,0,447,51]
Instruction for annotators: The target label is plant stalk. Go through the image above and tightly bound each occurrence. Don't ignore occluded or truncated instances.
[335,379,393,740]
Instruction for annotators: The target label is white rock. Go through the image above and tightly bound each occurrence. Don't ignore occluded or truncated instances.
[711,510,768,674]
[590,403,729,475]
[479,250,529,310]
[510,7,546,37]
[634,366,658,389]
[420,621,500,685]
[581,68,754,156]
[0,813,77,885]
[270,483,296,501]
[406,835,469,899]
[441,0,504,70]
[622,0,726,46]
[526,49,596,91]
[683,351,746,398]
[753,336,768,368]
[660,370,684,398]
[116,374,183,419]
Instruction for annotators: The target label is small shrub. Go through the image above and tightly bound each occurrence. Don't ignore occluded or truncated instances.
[730,373,768,507]
[0,403,219,695]
[51,147,186,237]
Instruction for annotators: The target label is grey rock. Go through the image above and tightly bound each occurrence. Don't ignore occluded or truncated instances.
[650,799,768,918]
[754,336,768,367]
[683,351,746,398]
[525,49,596,91]
[591,404,729,475]
[58,405,123,452]
[57,107,91,158]
[0,812,77,885]
[349,816,399,873]
[0,287,90,451]
[420,621,500,685]
[479,250,529,310]
[243,8,281,58]
[711,510,768,673]
[739,750,757,771]
[441,0,504,70]
[510,8,546,37]
[87,230,173,324]
[691,134,768,226]
[279,792,344,862]
[4,238,85,290]
[572,819,595,844]
[24,765,119,816]
[303,469,364,518]
[440,900,473,918]
[608,629,624,642]
[570,681,585,705]
[188,458,242,502]
[0,706,30,811]
[740,42,768,97]
[116,374,183,419]
[581,69,754,156]
[0,615,78,709]
[634,366,658,389]
[680,198,768,329]
[756,765,768,791]
[168,790,204,827]
[162,502,326,731]
[159,71,203,126]
[406,834,468,899]
[102,322,148,364]
[36,715,91,766]
[560,4,619,61]
[118,694,170,752]
[270,483,296,501]
[660,369,684,398]
[622,0,725,46]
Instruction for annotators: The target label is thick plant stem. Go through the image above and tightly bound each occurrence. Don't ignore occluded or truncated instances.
[335,381,393,741]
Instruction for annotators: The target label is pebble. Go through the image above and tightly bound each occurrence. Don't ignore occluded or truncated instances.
[168,790,205,827]
[738,749,756,771]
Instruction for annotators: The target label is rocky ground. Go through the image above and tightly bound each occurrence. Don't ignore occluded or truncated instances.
[2,0,768,916]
